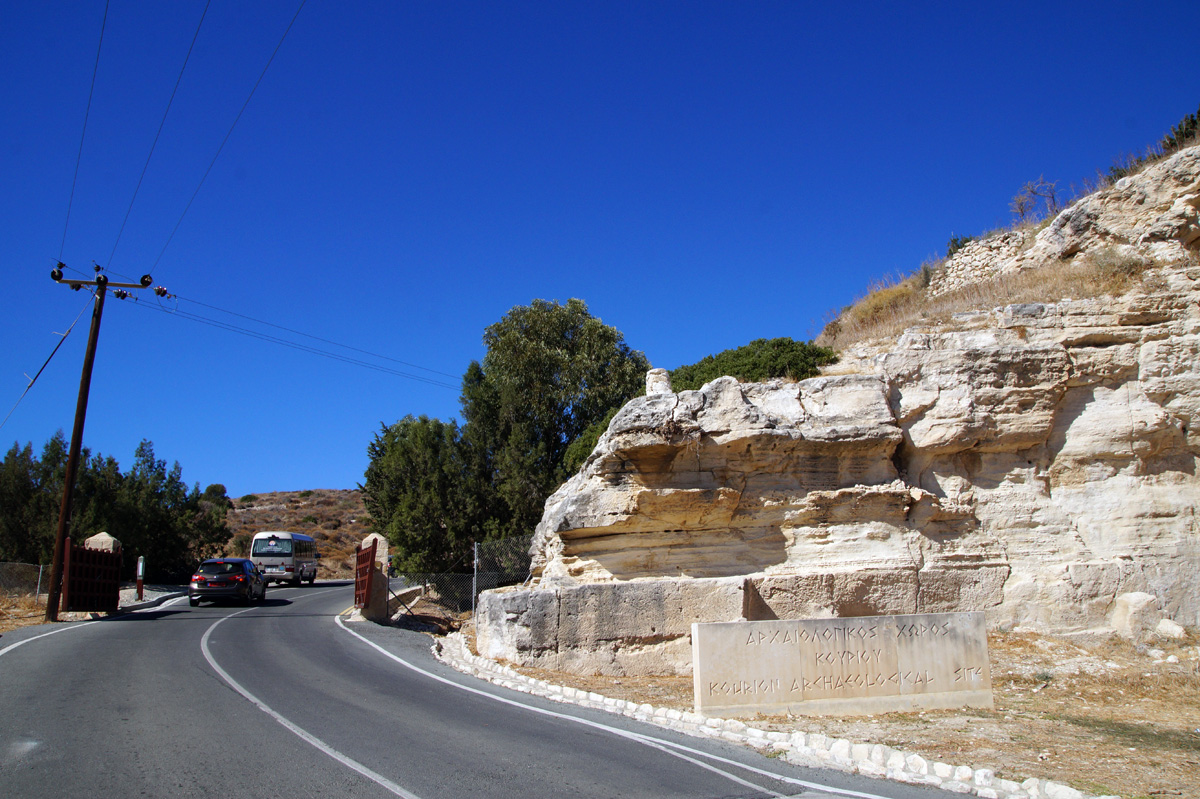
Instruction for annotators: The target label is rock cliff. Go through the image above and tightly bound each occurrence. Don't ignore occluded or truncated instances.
[477,145,1200,676]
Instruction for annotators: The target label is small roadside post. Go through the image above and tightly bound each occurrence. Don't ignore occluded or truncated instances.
[136,556,145,601]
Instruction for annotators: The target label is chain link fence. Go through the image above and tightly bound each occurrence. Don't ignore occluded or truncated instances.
[389,534,533,616]
[474,534,534,599]
[0,562,46,603]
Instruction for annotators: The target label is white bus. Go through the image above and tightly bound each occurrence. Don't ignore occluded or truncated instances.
[250,531,318,586]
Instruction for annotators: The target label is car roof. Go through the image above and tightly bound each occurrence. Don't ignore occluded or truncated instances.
[201,558,251,564]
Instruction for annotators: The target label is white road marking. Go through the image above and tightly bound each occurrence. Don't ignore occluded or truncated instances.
[1,590,895,799]
[200,599,422,799]
[336,614,897,799]
[0,621,98,659]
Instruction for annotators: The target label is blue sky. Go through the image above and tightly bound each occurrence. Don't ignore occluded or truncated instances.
[2,1,1197,498]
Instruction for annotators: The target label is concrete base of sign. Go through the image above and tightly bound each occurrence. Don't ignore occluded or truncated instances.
[692,612,993,718]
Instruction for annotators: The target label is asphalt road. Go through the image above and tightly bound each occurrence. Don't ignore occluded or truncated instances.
[0,582,957,799]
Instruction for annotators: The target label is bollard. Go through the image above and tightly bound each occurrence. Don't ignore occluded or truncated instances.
[136,556,145,601]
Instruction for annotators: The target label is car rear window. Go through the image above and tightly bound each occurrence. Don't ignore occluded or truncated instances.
[197,561,240,575]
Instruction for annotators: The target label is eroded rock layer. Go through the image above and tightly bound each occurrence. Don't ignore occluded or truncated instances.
[477,145,1200,676]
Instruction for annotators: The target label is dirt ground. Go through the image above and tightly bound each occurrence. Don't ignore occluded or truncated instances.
[480,630,1200,799]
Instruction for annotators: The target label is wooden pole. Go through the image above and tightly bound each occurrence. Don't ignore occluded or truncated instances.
[45,277,108,622]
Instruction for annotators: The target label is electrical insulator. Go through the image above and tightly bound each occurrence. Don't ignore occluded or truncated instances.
[154,286,168,297]
[114,289,129,300]
[50,266,63,281]
[140,274,152,287]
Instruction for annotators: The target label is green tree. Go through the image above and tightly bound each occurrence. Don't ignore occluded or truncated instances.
[364,298,649,569]
[0,435,230,579]
[362,416,477,571]
[562,406,621,474]
[668,337,837,392]
[0,442,44,563]
[461,298,649,539]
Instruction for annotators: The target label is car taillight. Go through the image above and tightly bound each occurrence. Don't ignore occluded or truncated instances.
[285,566,294,572]
[191,575,201,582]
[231,574,246,582]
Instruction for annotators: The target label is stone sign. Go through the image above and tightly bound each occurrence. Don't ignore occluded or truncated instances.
[691,611,992,717]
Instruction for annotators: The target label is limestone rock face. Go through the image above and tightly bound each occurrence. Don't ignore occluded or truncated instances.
[476,146,1200,676]
[1021,146,1200,264]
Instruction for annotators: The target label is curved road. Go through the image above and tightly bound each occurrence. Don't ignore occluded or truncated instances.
[0,582,954,798]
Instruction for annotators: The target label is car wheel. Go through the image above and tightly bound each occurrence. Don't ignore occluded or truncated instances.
[189,597,199,607]
[307,569,316,585]
[259,584,267,602]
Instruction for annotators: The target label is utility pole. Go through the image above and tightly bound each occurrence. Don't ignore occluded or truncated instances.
[44,264,159,622]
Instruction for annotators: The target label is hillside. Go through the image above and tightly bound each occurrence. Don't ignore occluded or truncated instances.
[224,489,370,579]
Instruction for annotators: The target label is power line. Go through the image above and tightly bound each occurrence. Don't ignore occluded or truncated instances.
[127,296,459,390]
[58,0,110,261]
[174,293,460,380]
[149,0,308,277]
[0,296,94,434]
[105,0,212,271]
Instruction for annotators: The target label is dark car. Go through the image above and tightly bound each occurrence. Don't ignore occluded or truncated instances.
[189,558,267,606]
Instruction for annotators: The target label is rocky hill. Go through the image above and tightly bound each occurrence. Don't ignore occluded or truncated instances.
[225,489,370,579]
[477,144,1200,678]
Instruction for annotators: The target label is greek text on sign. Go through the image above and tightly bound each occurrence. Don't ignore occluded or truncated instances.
[691,612,992,718]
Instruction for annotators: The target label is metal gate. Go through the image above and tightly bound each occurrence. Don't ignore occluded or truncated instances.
[353,538,377,608]
[62,538,121,613]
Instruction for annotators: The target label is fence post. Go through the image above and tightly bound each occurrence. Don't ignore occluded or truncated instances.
[36,564,44,605]
[471,542,479,615]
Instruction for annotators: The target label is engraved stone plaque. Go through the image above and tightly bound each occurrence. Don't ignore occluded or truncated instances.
[691,612,992,717]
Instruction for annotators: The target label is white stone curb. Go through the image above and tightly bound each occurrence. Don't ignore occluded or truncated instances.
[432,633,1120,799]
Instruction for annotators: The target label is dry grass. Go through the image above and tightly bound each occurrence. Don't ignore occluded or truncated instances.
[0,593,46,634]
[483,629,1200,799]
[225,488,371,580]
[817,249,1163,352]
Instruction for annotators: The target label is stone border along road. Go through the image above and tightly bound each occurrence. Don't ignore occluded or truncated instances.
[432,632,1118,799]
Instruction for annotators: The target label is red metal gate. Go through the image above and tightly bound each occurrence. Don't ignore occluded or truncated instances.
[353,538,377,608]
[62,537,121,613]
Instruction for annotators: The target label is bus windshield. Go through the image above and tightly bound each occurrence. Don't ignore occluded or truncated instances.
[252,537,293,556]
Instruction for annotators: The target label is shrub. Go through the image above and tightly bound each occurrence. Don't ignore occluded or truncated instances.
[668,337,837,392]
[300,514,318,525]
[239,494,258,504]
[227,533,251,557]
[947,234,976,258]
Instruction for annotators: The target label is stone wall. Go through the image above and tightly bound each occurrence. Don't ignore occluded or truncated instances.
[927,231,1031,298]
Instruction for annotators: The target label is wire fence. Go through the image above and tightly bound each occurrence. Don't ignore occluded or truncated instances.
[0,562,46,602]
[389,534,533,615]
